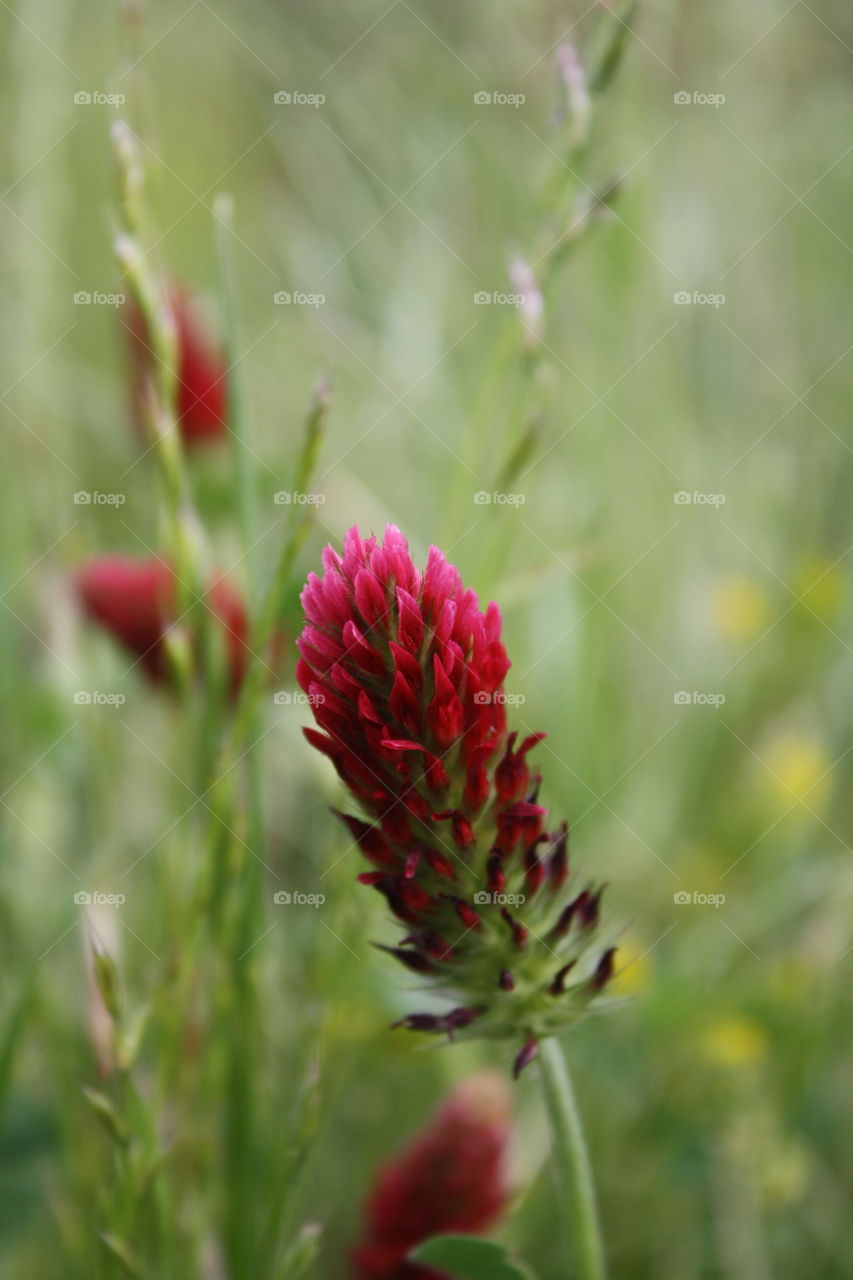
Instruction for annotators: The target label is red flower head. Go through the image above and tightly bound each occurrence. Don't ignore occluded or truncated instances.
[126,282,227,446]
[298,526,617,1074]
[351,1073,511,1279]
[76,554,249,694]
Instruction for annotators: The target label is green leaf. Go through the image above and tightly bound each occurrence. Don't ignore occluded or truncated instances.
[410,1235,538,1280]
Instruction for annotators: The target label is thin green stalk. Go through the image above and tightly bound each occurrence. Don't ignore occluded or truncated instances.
[212,192,262,1279]
[444,6,636,553]
[538,1037,608,1280]
[224,378,329,774]
[214,194,258,599]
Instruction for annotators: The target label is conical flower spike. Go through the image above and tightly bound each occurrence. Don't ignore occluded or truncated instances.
[298,525,617,1070]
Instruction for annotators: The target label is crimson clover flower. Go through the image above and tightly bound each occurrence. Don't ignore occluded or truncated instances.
[351,1072,511,1280]
[298,525,616,1075]
[125,282,227,446]
[76,554,249,694]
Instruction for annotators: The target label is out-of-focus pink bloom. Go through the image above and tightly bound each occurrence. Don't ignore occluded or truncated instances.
[126,283,227,446]
[75,554,249,694]
[351,1073,511,1279]
[297,526,616,1073]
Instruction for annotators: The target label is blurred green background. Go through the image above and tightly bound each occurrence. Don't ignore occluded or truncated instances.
[1,0,852,1276]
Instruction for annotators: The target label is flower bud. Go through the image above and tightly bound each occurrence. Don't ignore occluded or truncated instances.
[75,555,250,695]
[125,281,227,446]
[351,1073,511,1278]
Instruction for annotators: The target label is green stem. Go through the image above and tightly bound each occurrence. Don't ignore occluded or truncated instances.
[538,1037,607,1280]
[213,193,262,1280]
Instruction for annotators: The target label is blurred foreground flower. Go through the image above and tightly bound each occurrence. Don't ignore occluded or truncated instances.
[76,554,249,694]
[125,282,227,446]
[351,1072,511,1280]
[298,525,616,1075]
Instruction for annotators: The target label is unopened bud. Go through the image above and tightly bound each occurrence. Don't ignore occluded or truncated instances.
[111,121,143,213]
[82,1085,128,1144]
[92,942,121,1022]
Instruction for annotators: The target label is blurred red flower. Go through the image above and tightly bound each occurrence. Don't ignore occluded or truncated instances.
[125,283,227,446]
[75,554,249,694]
[351,1073,511,1280]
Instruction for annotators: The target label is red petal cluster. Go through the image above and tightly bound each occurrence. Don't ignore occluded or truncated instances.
[351,1073,510,1280]
[298,524,513,857]
[76,555,248,694]
[298,526,616,1065]
[126,283,227,446]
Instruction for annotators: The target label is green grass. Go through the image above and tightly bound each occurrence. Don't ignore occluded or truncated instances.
[1,0,852,1276]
